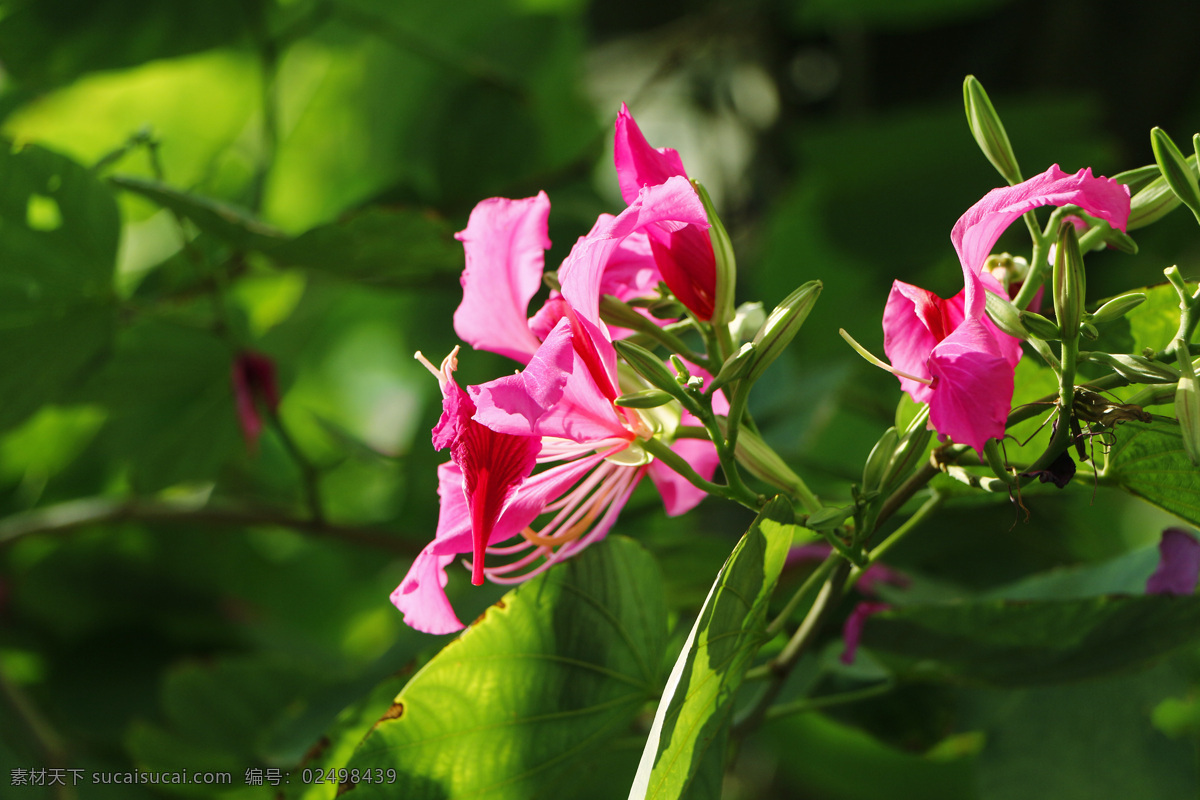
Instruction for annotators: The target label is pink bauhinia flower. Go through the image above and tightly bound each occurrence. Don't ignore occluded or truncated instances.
[882,165,1131,454]
[392,175,723,634]
[614,104,718,321]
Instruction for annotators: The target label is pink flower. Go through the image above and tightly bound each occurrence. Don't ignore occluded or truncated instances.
[231,351,280,453]
[882,165,1131,454]
[614,104,718,321]
[1146,528,1200,596]
[392,175,723,635]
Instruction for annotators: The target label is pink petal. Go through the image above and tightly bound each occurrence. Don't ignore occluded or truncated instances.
[1146,528,1200,596]
[468,318,576,438]
[840,601,890,665]
[453,193,551,364]
[882,281,944,405]
[559,176,709,337]
[648,435,719,516]
[391,545,462,634]
[926,318,1014,455]
[614,103,688,205]
[647,222,717,321]
[951,165,1131,316]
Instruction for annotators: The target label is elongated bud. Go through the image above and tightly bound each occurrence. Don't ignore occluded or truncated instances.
[614,340,697,413]
[614,389,675,408]
[861,427,899,494]
[709,342,756,393]
[1081,351,1179,384]
[1113,163,1169,192]
[1053,221,1085,342]
[1151,127,1200,224]
[1089,292,1146,325]
[693,180,737,326]
[1079,322,1099,341]
[805,505,855,532]
[984,291,1028,339]
[983,439,1016,486]
[1128,173,1183,230]
[963,75,1021,185]
[1019,310,1061,341]
[1175,339,1200,465]
[746,280,822,384]
[599,294,652,330]
[881,406,932,490]
[725,423,807,496]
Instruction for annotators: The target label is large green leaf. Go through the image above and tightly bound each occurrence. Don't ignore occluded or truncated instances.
[861,593,1200,686]
[342,536,668,799]
[0,141,118,431]
[629,497,795,800]
[1104,417,1200,527]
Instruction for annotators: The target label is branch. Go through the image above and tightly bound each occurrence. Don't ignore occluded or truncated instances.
[0,497,418,554]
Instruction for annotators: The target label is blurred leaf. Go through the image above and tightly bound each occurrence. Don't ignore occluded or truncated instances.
[1105,417,1200,528]
[862,594,1200,686]
[110,175,284,250]
[0,141,118,431]
[0,0,266,91]
[79,320,240,492]
[344,536,668,799]
[964,667,1195,800]
[1123,282,1191,354]
[792,0,1013,31]
[630,497,795,800]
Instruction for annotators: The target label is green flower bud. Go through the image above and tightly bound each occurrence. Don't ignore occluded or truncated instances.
[1113,163,1168,192]
[1052,221,1086,342]
[1175,339,1200,465]
[963,75,1021,185]
[1019,310,1061,341]
[984,291,1028,340]
[1151,127,1200,224]
[861,427,899,494]
[668,354,691,383]
[1081,351,1179,384]
[1089,292,1146,325]
[709,342,756,392]
[1079,322,1099,341]
[805,504,855,532]
[1128,173,1184,230]
[613,389,675,409]
[693,180,737,327]
[614,340,697,414]
[728,425,808,497]
[599,294,651,330]
[881,406,932,491]
[746,280,822,384]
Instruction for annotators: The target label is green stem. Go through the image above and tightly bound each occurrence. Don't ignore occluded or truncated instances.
[0,664,74,799]
[641,436,759,509]
[1011,209,1063,311]
[764,679,895,721]
[764,551,840,638]
[268,410,326,523]
[847,492,941,591]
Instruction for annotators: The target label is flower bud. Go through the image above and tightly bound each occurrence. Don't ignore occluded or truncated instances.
[1128,173,1183,230]
[1176,339,1200,465]
[1052,221,1086,342]
[746,280,822,384]
[1081,351,1179,384]
[963,75,1022,185]
[881,406,932,490]
[709,342,756,393]
[983,291,1028,340]
[614,340,696,412]
[861,427,899,494]
[727,424,807,496]
[614,389,675,409]
[693,180,737,327]
[805,505,855,532]
[1089,292,1146,325]
[1151,127,1200,223]
[1079,322,1099,341]
[1018,310,1061,341]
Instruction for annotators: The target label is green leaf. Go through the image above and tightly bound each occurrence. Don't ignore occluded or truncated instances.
[629,497,795,800]
[861,593,1200,686]
[964,666,1196,800]
[0,141,118,431]
[343,536,668,799]
[1123,282,1192,355]
[1105,417,1200,527]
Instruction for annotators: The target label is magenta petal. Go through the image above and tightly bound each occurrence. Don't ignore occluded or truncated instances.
[453,193,551,363]
[469,318,576,437]
[560,175,709,335]
[614,103,688,205]
[951,164,1131,296]
[391,546,462,634]
[882,281,944,405]
[648,436,718,516]
[1146,528,1200,596]
[927,318,1014,455]
[840,602,890,665]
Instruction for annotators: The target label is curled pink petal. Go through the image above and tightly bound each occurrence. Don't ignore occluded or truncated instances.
[453,193,551,363]
[1147,528,1200,596]
[926,318,1014,456]
[614,103,688,205]
[841,602,890,665]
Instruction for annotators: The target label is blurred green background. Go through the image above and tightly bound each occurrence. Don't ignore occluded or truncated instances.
[2,0,1200,797]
